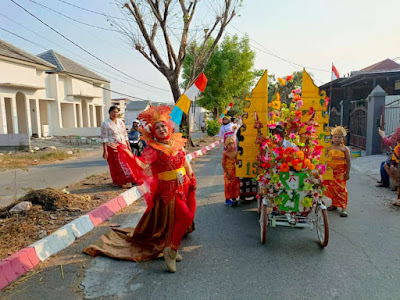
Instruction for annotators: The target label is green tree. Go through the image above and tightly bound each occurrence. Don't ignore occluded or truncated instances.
[182,34,257,118]
[268,71,307,104]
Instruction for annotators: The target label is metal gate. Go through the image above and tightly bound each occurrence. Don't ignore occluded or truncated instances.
[348,101,368,149]
[382,98,400,137]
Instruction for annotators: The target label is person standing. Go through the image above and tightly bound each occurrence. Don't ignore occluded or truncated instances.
[216,116,234,138]
[86,105,197,273]
[101,106,135,188]
[325,126,351,217]
[222,137,240,206]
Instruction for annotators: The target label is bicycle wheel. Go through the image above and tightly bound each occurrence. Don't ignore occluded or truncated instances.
[260,204,268,244]
[315,206,329,247]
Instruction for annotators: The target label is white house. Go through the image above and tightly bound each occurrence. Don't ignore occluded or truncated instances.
[0,39,111,138]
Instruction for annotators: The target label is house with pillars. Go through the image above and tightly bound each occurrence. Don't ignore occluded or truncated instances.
[0,39,111,138]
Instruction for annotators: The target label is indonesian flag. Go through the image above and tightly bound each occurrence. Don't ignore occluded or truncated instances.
[170,73,208,125]
[331,64,340,81]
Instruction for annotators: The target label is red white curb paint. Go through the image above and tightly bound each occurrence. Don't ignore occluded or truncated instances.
[0,138,222,290]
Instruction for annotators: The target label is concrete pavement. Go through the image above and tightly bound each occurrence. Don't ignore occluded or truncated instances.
[1,147,400,299]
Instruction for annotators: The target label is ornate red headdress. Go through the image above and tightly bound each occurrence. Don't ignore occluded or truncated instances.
[138,105,187,156]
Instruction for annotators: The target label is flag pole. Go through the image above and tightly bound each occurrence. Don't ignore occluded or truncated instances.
[328,62,333,123]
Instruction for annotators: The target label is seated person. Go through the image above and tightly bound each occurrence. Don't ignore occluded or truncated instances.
[131,120,147,148]
[377,156,391,188]
[271,125,297,149]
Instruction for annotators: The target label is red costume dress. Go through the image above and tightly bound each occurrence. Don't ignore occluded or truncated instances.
[85,106,196,261]
[101,118,135,186]
[222,151,240,200]
[324,149,348,209]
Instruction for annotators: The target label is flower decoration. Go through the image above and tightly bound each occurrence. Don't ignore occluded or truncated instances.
[256,73,327,214]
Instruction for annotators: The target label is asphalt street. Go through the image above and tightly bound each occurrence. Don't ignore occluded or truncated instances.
[1,146,400,300]
[0,150,108,208]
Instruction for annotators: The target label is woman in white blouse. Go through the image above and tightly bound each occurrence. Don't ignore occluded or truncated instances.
[101,106,136,187]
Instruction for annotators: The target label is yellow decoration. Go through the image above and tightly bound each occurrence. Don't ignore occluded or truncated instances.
[301,69,332,180]
[236,70,269,178]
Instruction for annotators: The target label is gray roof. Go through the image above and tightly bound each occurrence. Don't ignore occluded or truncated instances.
[0,38,56,69]
[126,100,151,111]
[37,50,109,82]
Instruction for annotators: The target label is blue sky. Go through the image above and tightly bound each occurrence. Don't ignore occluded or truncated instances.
[1,0,399,103]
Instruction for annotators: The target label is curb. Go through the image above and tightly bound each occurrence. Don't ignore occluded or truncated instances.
[0,139,222,290]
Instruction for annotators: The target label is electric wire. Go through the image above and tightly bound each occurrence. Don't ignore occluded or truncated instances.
[11,0,171,92]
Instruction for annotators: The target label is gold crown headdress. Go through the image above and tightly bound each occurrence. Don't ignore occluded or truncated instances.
[138,105,172,127]
[330,125,348,137]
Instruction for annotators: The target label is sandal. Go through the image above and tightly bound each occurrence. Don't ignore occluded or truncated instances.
[376,183,389,187]
[392,201,400,207]
[327,206,337,211]
[340,211,348,217]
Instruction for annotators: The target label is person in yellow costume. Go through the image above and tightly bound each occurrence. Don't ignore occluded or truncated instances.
[324,126,351,217]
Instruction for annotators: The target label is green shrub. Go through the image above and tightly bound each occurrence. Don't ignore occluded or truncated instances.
[206,120,220,136]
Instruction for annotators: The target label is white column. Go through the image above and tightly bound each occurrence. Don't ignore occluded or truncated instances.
[26,98,32,137]
[35,99,42,137]
[85,102,91,128]
[47,101,54,136]
[11,96,18,134]
[0,95,7,134]
[92,104,97,128]
[72,103,77,128]
[79,103,83,128]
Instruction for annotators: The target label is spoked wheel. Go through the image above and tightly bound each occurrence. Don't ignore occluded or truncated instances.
[260,204,268,244]
[257,196,262,216]
[315,206,329,247]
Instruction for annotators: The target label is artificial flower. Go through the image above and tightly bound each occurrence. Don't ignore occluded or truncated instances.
[277,78,286,86]
[280,163,290,172]
[308,163,315,171]
[286,75,293,82]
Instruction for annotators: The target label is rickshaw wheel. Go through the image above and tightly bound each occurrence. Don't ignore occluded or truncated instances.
[315,206,329,247]
[260,204,268,244]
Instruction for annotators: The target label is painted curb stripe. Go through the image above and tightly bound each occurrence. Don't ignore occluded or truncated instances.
[0,139,221,290]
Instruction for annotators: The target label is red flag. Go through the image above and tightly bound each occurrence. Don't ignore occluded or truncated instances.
[331,64,340,81]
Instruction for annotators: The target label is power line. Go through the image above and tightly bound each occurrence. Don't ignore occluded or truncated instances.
[55,0,205,32]
[230,24,331,74]
[0,25,172,97]
[0,27,47,50]
[0,30,169,102]
[25,0,122,33]
[0,13,170,94]
[11,0,171,93]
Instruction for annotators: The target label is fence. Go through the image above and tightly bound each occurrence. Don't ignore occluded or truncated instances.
[348,100,368,149]
[382,98,400,137]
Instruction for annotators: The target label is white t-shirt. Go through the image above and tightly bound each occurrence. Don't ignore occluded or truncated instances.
[216,123,235,137]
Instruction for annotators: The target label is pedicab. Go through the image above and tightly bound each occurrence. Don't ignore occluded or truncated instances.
[257,70,332,247]
[237,69,332,247]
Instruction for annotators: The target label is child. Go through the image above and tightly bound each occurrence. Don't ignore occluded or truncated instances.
[222,137,240,207]
[325,126,351,217]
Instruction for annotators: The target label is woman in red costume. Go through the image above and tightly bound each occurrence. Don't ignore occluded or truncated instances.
[101,106,136,187]
[85,105,196,273]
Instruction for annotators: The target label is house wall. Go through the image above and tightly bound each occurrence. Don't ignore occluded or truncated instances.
[0,59,47,89]
[0,56,109,139]
[53,127,100,137]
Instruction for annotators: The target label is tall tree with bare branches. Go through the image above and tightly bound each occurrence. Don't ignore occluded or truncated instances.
[115,0,241,140]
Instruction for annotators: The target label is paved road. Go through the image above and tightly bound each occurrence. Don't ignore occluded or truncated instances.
[0,151,108,208]
[1,147,400,299]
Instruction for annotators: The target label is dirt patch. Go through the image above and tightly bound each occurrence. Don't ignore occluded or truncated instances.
[0,173,128,260]
[186,135,220,151]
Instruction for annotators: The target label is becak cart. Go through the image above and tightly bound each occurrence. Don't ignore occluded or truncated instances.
[255,71,332,247]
